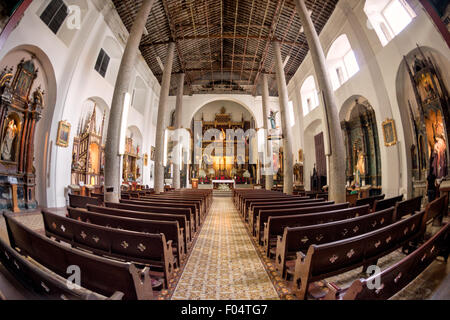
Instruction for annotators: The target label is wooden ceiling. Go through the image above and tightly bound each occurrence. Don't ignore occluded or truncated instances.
[111,0,339,96]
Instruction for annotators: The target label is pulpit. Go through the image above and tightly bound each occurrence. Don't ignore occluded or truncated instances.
[0,57,44,211]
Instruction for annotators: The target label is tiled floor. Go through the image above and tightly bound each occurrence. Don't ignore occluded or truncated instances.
[171,197,279,300]
[0,202,449,300]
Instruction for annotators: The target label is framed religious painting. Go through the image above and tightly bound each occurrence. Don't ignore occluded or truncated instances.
[382,119,397,147]
[56,121,71,147]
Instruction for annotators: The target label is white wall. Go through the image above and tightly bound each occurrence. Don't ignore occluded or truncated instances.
[288,0,450,197]
[0,0,160,208]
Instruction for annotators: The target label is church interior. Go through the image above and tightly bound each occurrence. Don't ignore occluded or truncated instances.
[0,0,449,302]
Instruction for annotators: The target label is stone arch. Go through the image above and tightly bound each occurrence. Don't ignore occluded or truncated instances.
[340,95,382,190]
[188,96,258,127]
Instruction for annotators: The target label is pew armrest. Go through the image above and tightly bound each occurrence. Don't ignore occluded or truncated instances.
[296,251,306,262]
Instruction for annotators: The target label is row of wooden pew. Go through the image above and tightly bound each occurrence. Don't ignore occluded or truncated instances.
[233,189,449,299]
[0,189,212,300]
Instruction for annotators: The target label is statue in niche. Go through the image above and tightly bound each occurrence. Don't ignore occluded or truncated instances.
[268,110,278,129]
[1,119,18,161]
[423,80,436,99]
[353,150,366,187]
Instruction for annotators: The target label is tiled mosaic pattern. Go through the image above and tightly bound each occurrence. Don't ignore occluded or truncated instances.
[171,197,279,300]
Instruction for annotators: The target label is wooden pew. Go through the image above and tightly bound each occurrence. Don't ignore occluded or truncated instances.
[68,194,103,209]
[90,192,105,202]
[346,193,358,207]
[0,236,121,300]
[85,204,191,248]
[394,196,423,221]
[327,223,449,300]
[247,198,323,222]
[356,194,385,211]
[3,213,154,300]
[423,195,448,227]
[121,198,200,229]
[291,210,426,299]
[41,210,176,288]
[105,202,196,237]
[147,195,208,220]
[241,195,303,218]
[264,205,371,257]
[249,200,331,234]
[275,207,395,278]
[67,207,185,265]
[254,203,350,242]
[243,196,311,219]
[373,195,404,212]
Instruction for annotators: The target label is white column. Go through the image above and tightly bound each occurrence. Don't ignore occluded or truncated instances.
[154,42,176,194]
[293,0,346,203]
[173,73,185,189]
[104,0,155,202]
[262,74,274,191]
[273,41,294,195]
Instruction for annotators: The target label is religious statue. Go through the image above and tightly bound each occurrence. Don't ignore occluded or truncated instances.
[1,119,18,161]
[424,81,435,98]
[268,110,278,129]
[354,151,365,187]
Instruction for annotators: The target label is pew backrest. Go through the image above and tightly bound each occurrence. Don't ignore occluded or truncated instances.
[69,194,103,209]
[67,207,185,260]
[373,195,404,212]
[424,195,448,225]
[394,196,423,221]
[341,223,449,300]
[0,236,119,300]
[356,194,385,209]
[3,213,153,300]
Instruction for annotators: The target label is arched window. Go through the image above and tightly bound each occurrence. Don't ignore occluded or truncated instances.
[364,0,416,46]
[326,34,359,91]
[300,75,319,116]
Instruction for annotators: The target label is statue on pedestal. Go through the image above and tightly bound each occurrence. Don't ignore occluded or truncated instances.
[1,119,17,161]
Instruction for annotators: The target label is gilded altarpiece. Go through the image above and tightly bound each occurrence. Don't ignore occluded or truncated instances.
[71,106,106,187]
[404,48,449,199]
[122,136,141,183]
[0,58,44,210]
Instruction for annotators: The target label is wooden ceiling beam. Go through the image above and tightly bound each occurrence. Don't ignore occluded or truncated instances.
[140,34,303,48]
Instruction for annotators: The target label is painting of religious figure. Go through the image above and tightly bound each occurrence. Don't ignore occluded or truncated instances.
[56,121,71,147]
[1,118,18,162]
[429,120,448,180]
[382,119,397,147]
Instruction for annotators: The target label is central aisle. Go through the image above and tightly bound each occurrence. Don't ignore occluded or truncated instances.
[171,197,279,300]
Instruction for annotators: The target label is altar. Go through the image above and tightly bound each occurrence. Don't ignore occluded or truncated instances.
[212,180,235,189]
